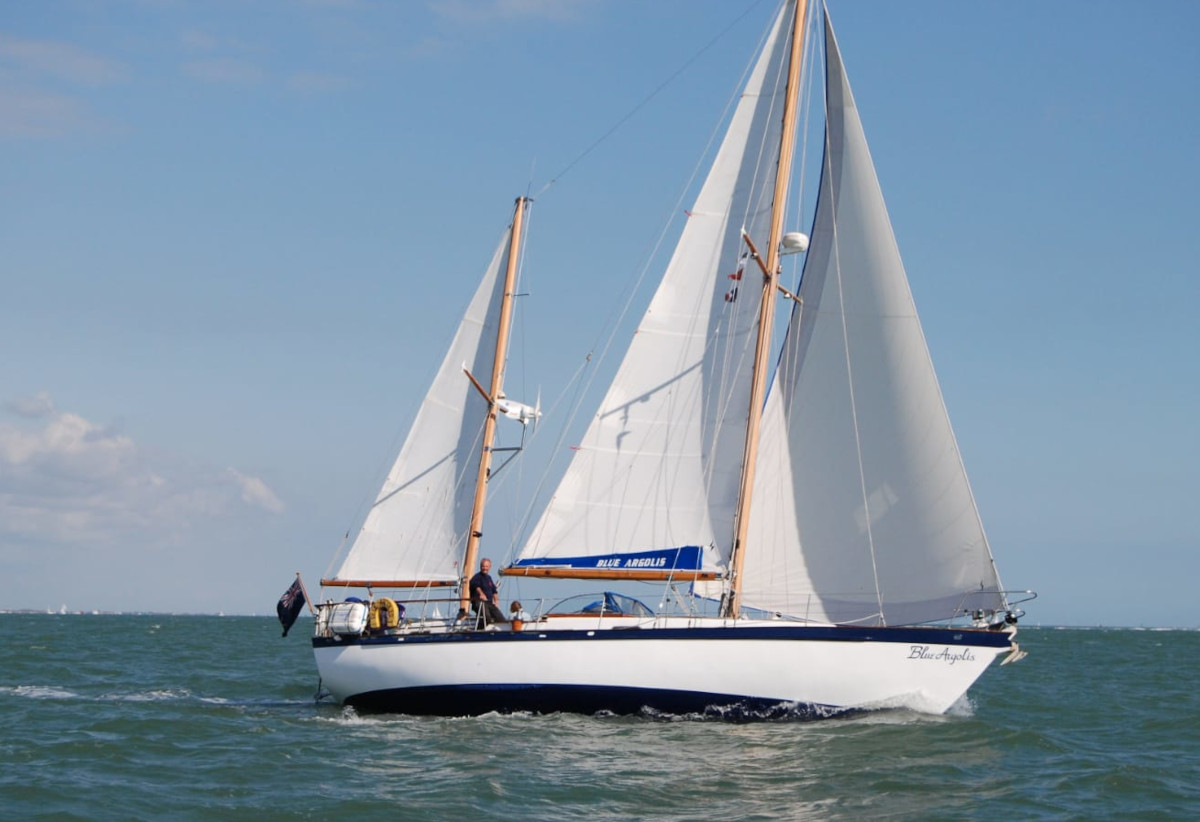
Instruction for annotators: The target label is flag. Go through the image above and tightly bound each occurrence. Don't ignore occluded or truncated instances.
[277,578,306,637]
[727,251,749,280]
[723,252,749,302]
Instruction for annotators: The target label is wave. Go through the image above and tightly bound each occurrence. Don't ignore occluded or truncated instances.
[99,688,193,702]
[2,685,316,712]
[2,684,79,700]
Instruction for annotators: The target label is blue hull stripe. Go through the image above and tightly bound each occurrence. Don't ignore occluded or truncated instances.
[345,683,843,719]
[314,623,1013,650]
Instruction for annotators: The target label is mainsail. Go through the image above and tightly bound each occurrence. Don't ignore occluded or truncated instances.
[514,5,798,578]
[325,227,516,587]
[740,14,1005,625]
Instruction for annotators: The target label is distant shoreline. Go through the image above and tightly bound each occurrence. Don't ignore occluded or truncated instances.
[0,609,282,618]
[0,611,1193,630]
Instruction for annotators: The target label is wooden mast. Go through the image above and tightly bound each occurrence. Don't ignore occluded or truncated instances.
[724,0,809,619]
[458,196,527,614]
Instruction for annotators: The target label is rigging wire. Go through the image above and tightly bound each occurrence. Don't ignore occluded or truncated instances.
[702,0,791,532]
[532,0,772,199]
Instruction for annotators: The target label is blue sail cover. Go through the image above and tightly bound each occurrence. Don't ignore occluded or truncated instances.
[509,546,704,573]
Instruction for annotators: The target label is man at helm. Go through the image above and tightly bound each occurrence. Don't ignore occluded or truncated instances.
[469,558,508,627]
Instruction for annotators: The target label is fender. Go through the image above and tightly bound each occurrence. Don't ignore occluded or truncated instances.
[368,597,401,630]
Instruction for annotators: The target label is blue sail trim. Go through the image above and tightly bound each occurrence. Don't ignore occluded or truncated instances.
[509,546,703,572]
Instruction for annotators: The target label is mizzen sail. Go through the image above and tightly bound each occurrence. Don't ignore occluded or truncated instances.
[325,227,516,587]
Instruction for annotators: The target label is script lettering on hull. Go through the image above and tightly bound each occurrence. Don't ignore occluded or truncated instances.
[907,645,977,665]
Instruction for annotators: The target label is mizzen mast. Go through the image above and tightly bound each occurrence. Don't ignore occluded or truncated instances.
[724,0,809,619]
[459,196,527,615]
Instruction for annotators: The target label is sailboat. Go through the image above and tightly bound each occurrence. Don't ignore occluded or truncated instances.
[311,0,1031,718]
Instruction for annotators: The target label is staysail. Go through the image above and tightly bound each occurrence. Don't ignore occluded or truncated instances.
[740,13,1005,625]
[513,4,798,578]
[324,226,516,587]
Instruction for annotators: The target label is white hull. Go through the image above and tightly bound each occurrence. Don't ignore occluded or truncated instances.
[313,618,1016,718]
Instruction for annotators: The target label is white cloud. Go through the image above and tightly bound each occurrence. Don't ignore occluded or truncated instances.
[181,57,267,85]
[0,36,127,138]
[179,29,265,56]
[0,35,128,86]
[430,0,592,24]
[5,392,55,419]
[287,71,350,93]
[0,86,92,138]
[180,29,222,52]
[299,0,369,8]
[0,397,285,549]
[227,468,286,514]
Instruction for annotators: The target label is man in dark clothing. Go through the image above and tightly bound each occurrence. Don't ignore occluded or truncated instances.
[469,558,508,627]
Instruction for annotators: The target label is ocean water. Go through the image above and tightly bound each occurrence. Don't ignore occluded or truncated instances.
[2,615,1197,821]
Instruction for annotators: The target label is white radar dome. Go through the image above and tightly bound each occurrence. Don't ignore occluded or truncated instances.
[781,232,810,255]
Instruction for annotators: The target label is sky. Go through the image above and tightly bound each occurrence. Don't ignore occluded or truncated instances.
[2,0,1198,627]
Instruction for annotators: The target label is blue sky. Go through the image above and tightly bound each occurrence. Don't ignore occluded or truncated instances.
[2,0,1197,626]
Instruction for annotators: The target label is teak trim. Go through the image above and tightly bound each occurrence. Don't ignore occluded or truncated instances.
[501,567,720,581]
[320,579,458,588]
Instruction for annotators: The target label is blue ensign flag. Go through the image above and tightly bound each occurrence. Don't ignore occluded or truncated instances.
[276,578,306,638]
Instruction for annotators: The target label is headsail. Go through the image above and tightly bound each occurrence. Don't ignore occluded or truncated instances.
[324,224,517,587]
[740,12,1005,625]
[512,4,798,579]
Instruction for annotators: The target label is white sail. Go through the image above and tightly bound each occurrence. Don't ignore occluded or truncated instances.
[327,227,514,585]
[516,5,797,575]
[740,14,1005,625]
